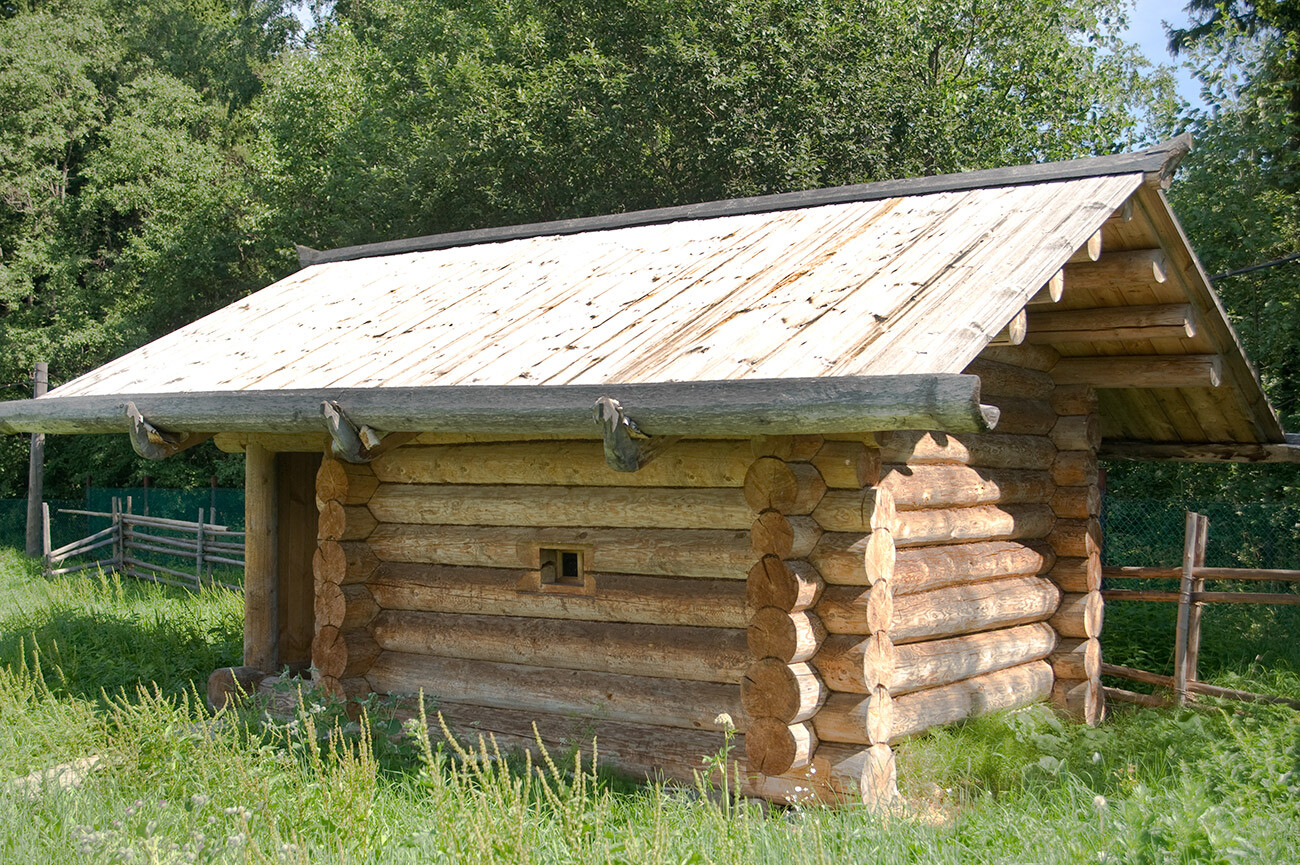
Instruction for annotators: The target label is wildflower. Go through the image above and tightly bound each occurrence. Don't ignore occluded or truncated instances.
[1092,751,1102,763]
[227,832,248,847]
[1093,794,1108,812]
[713,712,735,730]
[190,794,211,808]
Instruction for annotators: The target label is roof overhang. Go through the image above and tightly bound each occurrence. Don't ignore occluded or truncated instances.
[0,374,999,438]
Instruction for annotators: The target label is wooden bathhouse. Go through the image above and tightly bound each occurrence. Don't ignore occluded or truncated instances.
[2,136,1294,805]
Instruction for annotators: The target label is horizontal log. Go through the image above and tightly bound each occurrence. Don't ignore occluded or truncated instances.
[745,458,827,515]
[811,537,1049,592]
[801,743,897,806]
[751,512,822,558]
[878,465,1054,511]
[964,359,1055,401]
[3,375,999,436]
[1027,303,1193,345]
[1067,230,1103,265]
[368,562,748,628]
[415,700,745,793]
[818,661,1053,744]
[1050,415,1101,452]
[747,557,823,612]
[313,540,379,586]
[214,432,331,453]
[1050,486,1101,520]
[891,576,1061,644]
[748,607,826,663]
[1064,247,1165,290]
[368,524,754,578]
[809,488,898,533]
[1099,439,1300,465]
[371,610,747,682]
[1051,356,1222,388]
[815,633,895,693]
[893,504,1056,547]
[1102,589,1300,605]
[314,583,378,631]
[317,501,376,542]
[810,441,881,489]
[1051,677,1103,725]
[875,431,1056,471]
[312,626,380,679]
[812,687,893,746]
[1050,384,1098,417]
[1050,637,1100,681]
[368,483,753,530]
[742,659,826,723]
[978,342,1062,373]
[889,622,1057,696]
[746,719,817,775]
[1096,662,1300,710]
[316,459,378,505]
[985,397,1056,436]
[1027,269,1064,306]
[1103,566,1300,583]
[1050,591,1104,639]
[752,434,824,462]
[367,652,744,731]
[1046,556,1101,593]
[989,309,1027,346]
[1047,518,1101,558]
[1052,452,1098,488]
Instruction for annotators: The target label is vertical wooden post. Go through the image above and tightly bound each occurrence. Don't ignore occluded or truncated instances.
[111,497,121,571]
[24,361,48,557]
[210,475,218,525]
[41,502,51,576]
[195,508,206,588]
[142,475,150,517]
[244,445,278,671]
[1172,510,1200,707]
[1184,514,1210,688]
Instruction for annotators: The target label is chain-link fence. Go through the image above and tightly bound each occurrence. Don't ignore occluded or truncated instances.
[0,487,245,551]
[1102,499,1300,570]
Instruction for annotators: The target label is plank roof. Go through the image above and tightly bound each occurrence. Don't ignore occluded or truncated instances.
[10,137,1287,445]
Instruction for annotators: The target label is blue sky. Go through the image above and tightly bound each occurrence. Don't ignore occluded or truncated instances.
[1128,0,1203,105]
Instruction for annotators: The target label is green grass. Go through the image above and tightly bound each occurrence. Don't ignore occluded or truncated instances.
[0,548,1298,863]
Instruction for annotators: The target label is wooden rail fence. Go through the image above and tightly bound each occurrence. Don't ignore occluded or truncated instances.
[41,497,243,592]
[1101,510,1300,710]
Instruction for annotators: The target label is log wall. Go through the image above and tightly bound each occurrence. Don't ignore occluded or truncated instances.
[304,341,1107,804]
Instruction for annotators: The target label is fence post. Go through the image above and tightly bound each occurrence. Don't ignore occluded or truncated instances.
[196,508,206,589]
[24,361,48,557]
[41,502,51,577]
[1184,513,1210,689]
[1173,510,1202,707]
[112,497,122,573]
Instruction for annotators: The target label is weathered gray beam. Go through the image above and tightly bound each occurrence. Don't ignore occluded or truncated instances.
[1101,437,1300,464]
[0,375,1000,437]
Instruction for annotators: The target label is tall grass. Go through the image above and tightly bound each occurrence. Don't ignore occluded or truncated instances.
[0,547,1297,863]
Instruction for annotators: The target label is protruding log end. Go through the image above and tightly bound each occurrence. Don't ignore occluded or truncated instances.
[748,607,826,663]
[1050,591,1105,639]
[741,659,827,723]
[751,511,822,558]
[746,718,818,775]
[744,458,828,514]
[747,556,824,612]
[810,440,882,489]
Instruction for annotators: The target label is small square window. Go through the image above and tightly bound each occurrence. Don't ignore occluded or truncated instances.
[540,548,584,587]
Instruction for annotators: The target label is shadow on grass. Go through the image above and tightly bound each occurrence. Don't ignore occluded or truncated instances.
[0,603,241,704]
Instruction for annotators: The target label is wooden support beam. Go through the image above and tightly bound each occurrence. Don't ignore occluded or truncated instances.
[1026,304,1196,344]
[1064,248,1166,292]
[1099,439,1300,464]
[1067,230,1103,265]
[25,362,46,558]
[244,445,278,670]
[127,401,211,460]
[1052,355,1222,388]
[1027,270,1065,307]
[593,396,679,472]
[321,400,414,463]
[989,309,1028,346]
[0,374,1001,437]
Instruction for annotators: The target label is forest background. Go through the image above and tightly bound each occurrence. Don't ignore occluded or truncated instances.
[0,0,1296,505]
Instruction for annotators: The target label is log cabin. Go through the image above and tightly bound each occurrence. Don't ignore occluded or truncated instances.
[2,135,1296,806]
